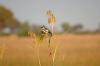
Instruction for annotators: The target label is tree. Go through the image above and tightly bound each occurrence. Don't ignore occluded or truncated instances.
[98,23,100,32]
[61,22,71,33]
[95,23,100,33]
[0,5,20,31]
[17,22,30,36]
[71,24,83,33]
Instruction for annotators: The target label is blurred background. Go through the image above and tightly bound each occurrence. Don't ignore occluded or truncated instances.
[0,0,100,66]
[0,0,100,36]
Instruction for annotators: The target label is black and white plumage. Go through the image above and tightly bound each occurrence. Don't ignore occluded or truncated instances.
[40,25,52,46]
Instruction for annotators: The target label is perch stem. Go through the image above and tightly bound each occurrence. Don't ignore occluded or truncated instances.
[51,24,54,35]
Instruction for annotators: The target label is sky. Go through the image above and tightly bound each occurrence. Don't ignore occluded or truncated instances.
[0,0,100,30]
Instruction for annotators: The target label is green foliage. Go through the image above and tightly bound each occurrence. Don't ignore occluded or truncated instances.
[0,6,13,20]
[0,32,10,36]
[0,5,20,30]
[61,22,71,33]
[71,24,83,33]
[17,22,30,36]
[95,23,100,33]
[61,22,84,34]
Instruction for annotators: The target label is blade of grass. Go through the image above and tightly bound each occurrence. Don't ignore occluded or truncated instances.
[37,44,41,66]
[0,44,5,65]
[52,44,58,66]
[34,35,42,66]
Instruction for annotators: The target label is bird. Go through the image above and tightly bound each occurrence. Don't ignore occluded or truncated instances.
[40,25,52,46]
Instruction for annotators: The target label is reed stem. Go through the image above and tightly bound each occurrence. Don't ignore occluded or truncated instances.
[52,45,57,66]
[34,35,42,66]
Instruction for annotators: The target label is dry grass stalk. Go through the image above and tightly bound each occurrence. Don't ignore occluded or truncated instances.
[28,32,42,66]
[47,10,56,34]
[47,10,57,66]
[0,43,5,65]
[34,34,42,66]
[52,45,58,66]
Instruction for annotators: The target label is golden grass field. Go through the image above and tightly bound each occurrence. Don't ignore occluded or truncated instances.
[0,34,100,66]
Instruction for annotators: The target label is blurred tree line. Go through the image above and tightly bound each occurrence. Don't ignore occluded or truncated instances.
[61,22,100,34]
[0,5,41,36]
[0,5,100,36]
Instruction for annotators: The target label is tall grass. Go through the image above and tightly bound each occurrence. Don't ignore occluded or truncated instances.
[47,10,57,66]
[0,34,100,66]
[0,43,5,65]
[52,45,58,66]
